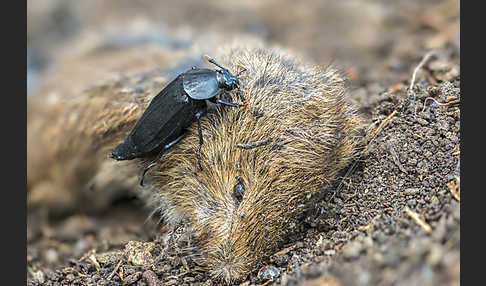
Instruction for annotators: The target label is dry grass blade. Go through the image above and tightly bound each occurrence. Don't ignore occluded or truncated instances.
[236,137,272,149]
[409,51,436,93]
[87,254,101,271]
[272,242,303,257]
[407,51,436,115]
[447,176,460,201]
[404,207,432,234]
[421,97,460,112]
[107,259,123,280]
[369,110,397,144]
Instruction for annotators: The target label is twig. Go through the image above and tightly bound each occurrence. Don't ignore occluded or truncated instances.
[405,207,432,234]
[447,176,460,201]
[408,51,436,115]
[237,137,272,149]
[119,264,124,280]
[87,254,101,271]
[260,280,272,286]
[107,260,122,280]
[421,97,459,112]
[272,242,302,257]
[368,110,398,145]
[409,51,436,94]
[79,249,95,263]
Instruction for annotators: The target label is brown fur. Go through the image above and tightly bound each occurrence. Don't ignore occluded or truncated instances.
[27,77,155,212]
[142,46,364,283]
[27,42,364,283]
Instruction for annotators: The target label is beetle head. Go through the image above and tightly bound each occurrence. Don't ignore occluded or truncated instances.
[216,70,249,107]
[205,55,248,107]
[216,69,239,90]
[205,55,239,90]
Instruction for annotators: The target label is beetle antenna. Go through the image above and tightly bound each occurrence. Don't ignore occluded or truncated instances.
[204,55,227,70]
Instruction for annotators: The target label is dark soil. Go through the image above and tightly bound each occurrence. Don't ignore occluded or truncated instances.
[27,1,460,285]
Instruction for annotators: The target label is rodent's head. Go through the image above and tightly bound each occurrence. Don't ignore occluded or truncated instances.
[146,47,364,284]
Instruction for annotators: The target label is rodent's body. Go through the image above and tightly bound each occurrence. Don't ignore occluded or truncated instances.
[142,47,364,283]
[27,44,364,284]
[27,81,148,212]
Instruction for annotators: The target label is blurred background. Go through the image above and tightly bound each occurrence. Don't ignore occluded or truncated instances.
[27,0,459,97]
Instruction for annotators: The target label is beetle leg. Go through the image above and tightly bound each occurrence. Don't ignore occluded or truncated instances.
[140,132,186,186]
[215,98,242,108]
[236,84,249,107]
[140,162,157,187]
[195,107,208,171]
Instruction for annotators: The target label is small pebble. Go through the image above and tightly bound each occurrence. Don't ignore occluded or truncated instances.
[143,270,162,286]
[124,241,154,266]
[258,265,280,282]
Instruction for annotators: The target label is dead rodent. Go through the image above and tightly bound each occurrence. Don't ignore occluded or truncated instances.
[139,46,365,283]
[27,43,364,282]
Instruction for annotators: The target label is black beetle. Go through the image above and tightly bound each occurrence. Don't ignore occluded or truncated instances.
[111,55,247,186]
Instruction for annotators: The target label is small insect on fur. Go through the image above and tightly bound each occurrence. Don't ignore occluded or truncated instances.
[111,55,248,186]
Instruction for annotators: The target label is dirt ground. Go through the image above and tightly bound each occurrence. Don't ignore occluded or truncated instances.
[27,0,460,285]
